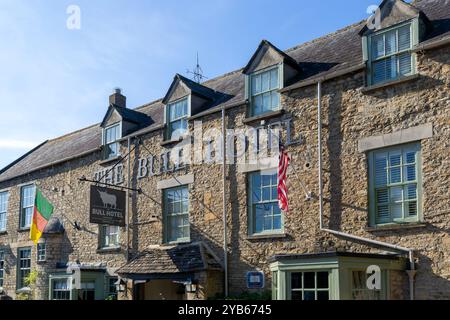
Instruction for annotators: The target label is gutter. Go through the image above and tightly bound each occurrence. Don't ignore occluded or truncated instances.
[315,81,416,300]
[281,63,366,93]
[412,36,450,52]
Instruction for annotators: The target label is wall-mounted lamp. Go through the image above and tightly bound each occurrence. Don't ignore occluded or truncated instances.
[185,279,198,294]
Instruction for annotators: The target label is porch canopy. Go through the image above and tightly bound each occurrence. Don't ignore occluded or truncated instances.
[117,242,223,281]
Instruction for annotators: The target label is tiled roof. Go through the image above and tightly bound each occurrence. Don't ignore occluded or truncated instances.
[116,243,223,275]
[0,0,448,183]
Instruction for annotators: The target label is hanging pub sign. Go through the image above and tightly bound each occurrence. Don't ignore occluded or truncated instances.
[89,185,126,227]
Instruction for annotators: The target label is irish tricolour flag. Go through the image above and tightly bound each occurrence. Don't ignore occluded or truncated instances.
[30,189,54,244]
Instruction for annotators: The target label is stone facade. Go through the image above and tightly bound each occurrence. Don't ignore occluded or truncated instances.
[0,0,449,300]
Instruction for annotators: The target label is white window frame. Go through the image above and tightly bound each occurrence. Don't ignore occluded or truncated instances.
[163,185,190,244]
[103,122,122,160]
[17,247,31,289]
[166,97,190,141]
[100,225,120,249]
[37,242,46,262]
[288,271,331,301]
[49,275,72,300]
[0,191,8,232]
[20,185,35,230]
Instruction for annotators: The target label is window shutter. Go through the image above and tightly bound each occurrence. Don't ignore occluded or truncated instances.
[372,59,387,84]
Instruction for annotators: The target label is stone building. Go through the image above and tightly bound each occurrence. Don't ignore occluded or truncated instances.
[0,0,449,300]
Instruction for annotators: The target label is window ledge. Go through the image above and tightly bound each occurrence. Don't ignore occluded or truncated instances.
[243,109,285,124]
[246,233,286,240]
[366,222,426,232]
[18,228,30,233]
[160,137,183,147]
[362,74,420,93]
[99,155,122,166]
[97,247,122,254]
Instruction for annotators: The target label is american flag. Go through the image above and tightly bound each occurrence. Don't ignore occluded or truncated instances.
[278,146,290,212]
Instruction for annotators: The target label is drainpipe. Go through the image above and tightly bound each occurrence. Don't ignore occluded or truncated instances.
[222,107,229,297]
[126,136,131,261]
[315,81,416,300]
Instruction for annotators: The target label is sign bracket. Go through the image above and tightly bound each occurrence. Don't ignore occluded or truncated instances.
[79,176,142,194]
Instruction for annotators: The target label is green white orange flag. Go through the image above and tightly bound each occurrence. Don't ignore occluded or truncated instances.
[30,188,54,244]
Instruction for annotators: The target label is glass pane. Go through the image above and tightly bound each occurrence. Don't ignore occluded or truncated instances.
[271,92,280,110]
[390,187,403,203]
[303,291,315,301]
[252,74,261,94]
[262,93,271,112]
[376,189,388,204]
[406,201,417,217]
[385,30,397,55]
[404,165,416,182]
[317,291,329,301]
[270,69,279,90]
[254,95,263,115]
[390,167,401,184]
[261,71,270,92]
[398,25,411,51]
[372,34,385,59]
[391,204,403,219]
[262,187,270,201]
[304,272,314,289]
[398,52,412,76]
[291,291,303,301]
[317,272,329,289]
[405,151,416,164]
[273,214,282,230]
[405,184,417,200]
[377,204,389,219]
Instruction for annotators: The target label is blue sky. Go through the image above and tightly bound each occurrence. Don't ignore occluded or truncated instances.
[0,0,379,169]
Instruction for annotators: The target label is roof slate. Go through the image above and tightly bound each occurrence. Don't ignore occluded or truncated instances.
[0,0,448,183]
[116,243,222,275]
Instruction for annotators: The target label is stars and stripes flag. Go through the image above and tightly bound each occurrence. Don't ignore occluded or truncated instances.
[278,146,290,212]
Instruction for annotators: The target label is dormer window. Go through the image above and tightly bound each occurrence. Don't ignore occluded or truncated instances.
[103,123,121,159]
[368,23,415,85]
[167,97,189,141]
[250,67,281,117]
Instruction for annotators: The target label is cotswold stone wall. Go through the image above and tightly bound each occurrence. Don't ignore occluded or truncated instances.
[0,45,448,300]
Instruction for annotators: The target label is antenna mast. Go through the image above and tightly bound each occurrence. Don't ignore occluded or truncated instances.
[187,52,208,83]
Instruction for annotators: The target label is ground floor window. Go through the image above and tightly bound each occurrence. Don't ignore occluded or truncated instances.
[17,247,31,289]
[52,279,71,300]
[0,250,4,287]
[78,282,96,300]
[290,271,330,301]
[107,277,118,300]
[351,270,381,300]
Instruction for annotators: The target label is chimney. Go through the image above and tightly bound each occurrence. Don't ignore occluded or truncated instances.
[109,88,126,108]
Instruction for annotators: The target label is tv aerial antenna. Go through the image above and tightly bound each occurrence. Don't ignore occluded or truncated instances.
[187,52,208,83]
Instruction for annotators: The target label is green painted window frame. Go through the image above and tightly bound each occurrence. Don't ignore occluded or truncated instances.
[0,249,4,287]
[368,142,422,226]
[165,96,190,141]
[20,184,35,230]
[163,185,190,244]
[0,191,8,232]
[247,171,284,236]
[106,276,118,300]
[247,65,283,117]
[287,271,331,301]
[17,247,31,289]
[350,269,386,300]
[364,19,419,86]
[103,122,122,160]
